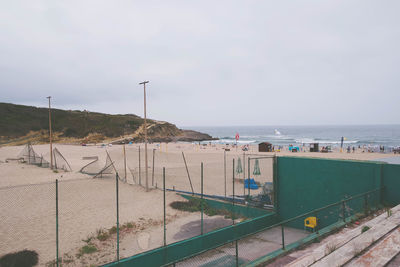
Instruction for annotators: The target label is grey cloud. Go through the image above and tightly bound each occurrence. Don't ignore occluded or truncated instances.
[1,1,399,126]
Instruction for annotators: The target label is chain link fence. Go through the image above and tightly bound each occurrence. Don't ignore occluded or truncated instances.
[0,151,383,267]
[171,188,381,267]
[0,183,56,266]
[0,144,277,267]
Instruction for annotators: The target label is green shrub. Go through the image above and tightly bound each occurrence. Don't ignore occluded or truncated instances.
[109,226,117,235]
[45,257,62,267]
[361,225,370,233]
[96,229,109,241]
[0,250,38,267]
[170,198,241,219]
[125,222,134,228]
[82,236,93,244]
[77,245,97,258]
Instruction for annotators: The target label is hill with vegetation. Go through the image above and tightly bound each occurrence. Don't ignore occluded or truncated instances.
[0,103,214,145]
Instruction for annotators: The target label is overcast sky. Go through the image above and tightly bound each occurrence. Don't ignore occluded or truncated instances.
[1,1,399,126]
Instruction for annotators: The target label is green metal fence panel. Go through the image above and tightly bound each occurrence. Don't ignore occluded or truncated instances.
[383,163,400,206]
[276,156,382,228]
[102,212,278,267]
[179,194,271,218]
[100,157,400,267]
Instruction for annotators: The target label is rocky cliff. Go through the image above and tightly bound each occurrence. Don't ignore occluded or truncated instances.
[0,102,215,145]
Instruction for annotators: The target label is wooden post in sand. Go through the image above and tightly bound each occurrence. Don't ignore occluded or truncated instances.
[47,96,53,169]
[138,146,141,185]
[28,142,31,164]
[123,144,127,181]
[182,152,194,194]
[152,149,155,186]
[139,81,149,191]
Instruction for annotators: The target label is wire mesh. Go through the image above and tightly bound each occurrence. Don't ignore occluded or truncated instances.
[0,182,56,266]
[2,143,384,267]
[245,156,274,209]
[53,148,72,172]
[174,241,239,267]
[17,143,50,168]
[58,178,116,266]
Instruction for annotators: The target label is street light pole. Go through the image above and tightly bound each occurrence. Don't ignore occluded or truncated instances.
[46,96,53,169]
[139,81,149,191]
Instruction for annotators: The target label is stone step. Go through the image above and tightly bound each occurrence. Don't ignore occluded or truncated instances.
[286,205,400,267]
[312,210,400,266]
[346,228,400,267]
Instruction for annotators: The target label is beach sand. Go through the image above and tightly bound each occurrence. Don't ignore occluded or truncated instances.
[0,143,398,266]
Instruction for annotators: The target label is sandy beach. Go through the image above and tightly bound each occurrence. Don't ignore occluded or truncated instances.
[0,143,398,266]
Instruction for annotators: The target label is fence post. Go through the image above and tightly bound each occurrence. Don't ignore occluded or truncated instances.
[123,144,127,181]
[152,149,155,186]
[201,162,204,235]
[56,179,59,267]
[224,149,226,199]
[342,200,346,222]
[243,152,246,197]
[233,158,239,266]
[139,146,141,185]
[116,174,120,261]
[281,224,285,250]
[235,240,239,267]
[247,157,250,198]
[380,164,383,206]
[273,155,278,211]
[163,167,166,246]
[232,158,235,224]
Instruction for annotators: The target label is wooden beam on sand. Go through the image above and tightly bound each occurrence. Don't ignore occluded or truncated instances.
[182,151,194,195]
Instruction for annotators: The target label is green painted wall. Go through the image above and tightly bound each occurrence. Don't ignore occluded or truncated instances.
[276,156,382,228]
[383,163,400,206]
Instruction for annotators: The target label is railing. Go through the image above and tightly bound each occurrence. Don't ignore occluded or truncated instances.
[169,187,382,266]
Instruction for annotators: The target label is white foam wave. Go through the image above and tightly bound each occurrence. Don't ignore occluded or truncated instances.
[213,139,257,144]
[295,139,359,144]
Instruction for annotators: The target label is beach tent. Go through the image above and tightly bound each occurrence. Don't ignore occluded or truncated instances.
[310,143,319,152]
[258,142,273,152]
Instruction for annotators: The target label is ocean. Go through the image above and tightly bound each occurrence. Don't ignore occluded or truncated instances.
[183,125,400,148]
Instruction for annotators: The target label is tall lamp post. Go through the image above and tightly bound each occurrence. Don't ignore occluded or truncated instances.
[139,81,149,191]
[46,96,53,169]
